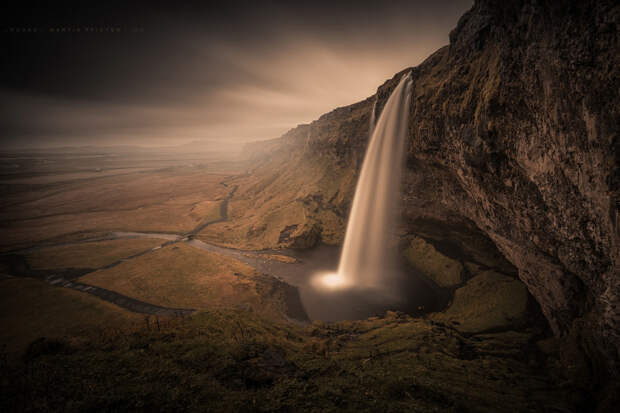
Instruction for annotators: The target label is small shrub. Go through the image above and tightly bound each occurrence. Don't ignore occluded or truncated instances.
[23,337,73,361]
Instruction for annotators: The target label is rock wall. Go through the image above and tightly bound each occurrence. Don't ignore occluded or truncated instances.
[400,0,619,381]
[241,0,619,382]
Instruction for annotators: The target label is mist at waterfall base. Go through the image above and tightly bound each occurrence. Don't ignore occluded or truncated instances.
[295,73,441,321]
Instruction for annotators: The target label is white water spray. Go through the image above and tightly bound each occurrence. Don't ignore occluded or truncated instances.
[313,72,413,291]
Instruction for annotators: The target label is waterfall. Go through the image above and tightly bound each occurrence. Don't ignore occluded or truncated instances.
[314,72,413,291]
[369,99,377,135]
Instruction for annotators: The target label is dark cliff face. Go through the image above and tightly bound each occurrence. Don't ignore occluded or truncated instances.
[401,0,619,380]
[245,0,619,381]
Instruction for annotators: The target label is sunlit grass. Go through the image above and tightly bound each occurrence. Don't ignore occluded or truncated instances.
[25,238,163,270]
[80,243,294,319]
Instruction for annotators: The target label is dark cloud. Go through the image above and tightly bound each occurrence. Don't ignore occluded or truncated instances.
[1,0,472,148]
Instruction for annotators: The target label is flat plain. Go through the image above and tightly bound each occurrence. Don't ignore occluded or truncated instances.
[24,238,164,270]
[0,148,281,354]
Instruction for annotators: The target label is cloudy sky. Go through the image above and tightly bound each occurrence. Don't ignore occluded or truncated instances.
[1,0,472,148]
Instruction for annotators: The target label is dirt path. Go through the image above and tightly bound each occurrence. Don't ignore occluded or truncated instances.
[44,275,194,316]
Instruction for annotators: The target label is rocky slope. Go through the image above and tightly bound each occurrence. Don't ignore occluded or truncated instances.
[202,0,619,392]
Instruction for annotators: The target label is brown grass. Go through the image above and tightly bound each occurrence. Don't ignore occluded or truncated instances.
[0,278,141,355]
[25,238,164,270]
[80,243,288,318]
[0,169,229,250]
[0,167,155,185]
[197,155,353,249]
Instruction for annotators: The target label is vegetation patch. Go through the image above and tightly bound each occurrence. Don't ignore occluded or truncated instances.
[404,236,464,288]
[0,310,578,412]
[0,278,141,355]
[431,270,529,334]
[0,169,229,251]
[197,155,353,249]
[25,238,163,270]
[80,243,305,320]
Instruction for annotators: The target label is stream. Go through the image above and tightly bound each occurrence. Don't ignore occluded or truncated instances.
[112,232,444,322]
[3,182,444,321]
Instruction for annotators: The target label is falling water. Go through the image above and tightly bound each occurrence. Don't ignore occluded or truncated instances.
[369,99,377,135]
[314,72,413,291]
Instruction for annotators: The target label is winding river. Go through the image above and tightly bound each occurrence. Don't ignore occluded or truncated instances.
[110,231,443,321]
[3,183,444,321]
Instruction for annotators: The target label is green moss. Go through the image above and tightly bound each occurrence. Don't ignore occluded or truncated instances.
[1,310,577,412]
[431,270,529,333]
[403,236,464,287]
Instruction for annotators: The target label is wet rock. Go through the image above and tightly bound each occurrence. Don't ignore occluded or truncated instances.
[288,224,321,249]
[384,310,406,320]
[403,236,464,288]
[464,261,484,277]
[431,271,528,333]
[536,337,559,355]
[277,224,298,244]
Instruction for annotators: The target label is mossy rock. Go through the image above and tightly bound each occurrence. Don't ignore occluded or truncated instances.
[432,270,528,333]
[403,236,464,287]
[289,224,321,249]
[464,261,484,277]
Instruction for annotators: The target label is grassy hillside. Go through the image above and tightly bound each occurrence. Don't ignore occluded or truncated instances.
[0,278,142,355]
[1,310,579,413]
[80,243,305,321]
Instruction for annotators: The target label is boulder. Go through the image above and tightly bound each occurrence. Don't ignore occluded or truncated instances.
[432,270,528,334]
[403,236,464,288]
